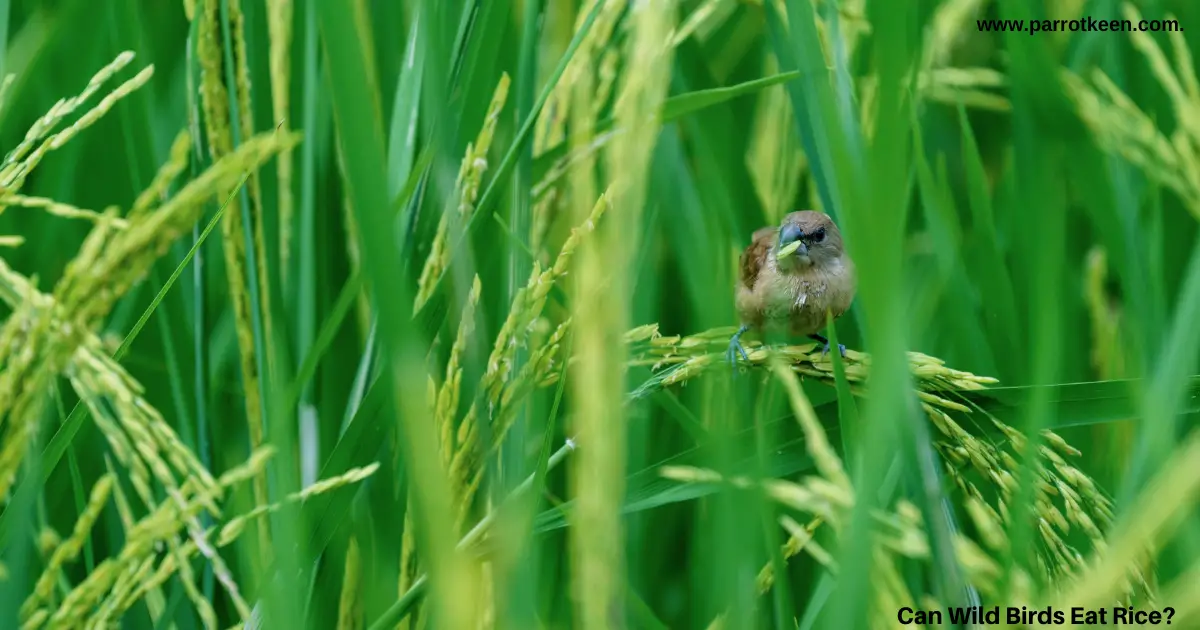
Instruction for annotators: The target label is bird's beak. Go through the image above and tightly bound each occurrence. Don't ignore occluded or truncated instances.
[777,224,807,260]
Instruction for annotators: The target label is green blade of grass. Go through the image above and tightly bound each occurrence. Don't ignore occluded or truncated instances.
[368,440,578,629]
[502,5,545,619]
[956,103,1020,381]
[532,70,803,185]
[996,0,1075,594]
[825,316,859,465]
[1122,230,1200,499]
[661,70,799,120]
[763,1,852,225]
[317,1,468,626]
[386,8,425,200]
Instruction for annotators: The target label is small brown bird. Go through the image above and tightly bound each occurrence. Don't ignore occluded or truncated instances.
[728,210,857,366]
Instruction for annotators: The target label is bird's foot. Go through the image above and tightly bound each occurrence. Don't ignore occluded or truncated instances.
[823,342,848,359]
[809,334,847,359]
[727,325,751,372]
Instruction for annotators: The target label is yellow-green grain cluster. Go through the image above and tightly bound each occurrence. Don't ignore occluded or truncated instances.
[29,449,380,630]
[568,3,678,629]
[530,0,627,261]
[130,130,194,218]
[440,276,483,501]
[915,0,1009,113]
[659,364,934,628]
[631,324,1130,596]
[480,193,607,443]
[396,274,483,628]
[0,53,152,192]
[20,475,114,623]
[266,0,295,285]
[0,51,396,630]
[395,175,608,628]
[415,73,511,311]
[1050,428,1200,620]
[1065,3,1200,220]
[0,51,151,249]
[192,0,278,547]
[0,118,300,623]
[656,355,1123,629]
[21,449,269,629]
[393,73,516,609]
[0,55,203,504]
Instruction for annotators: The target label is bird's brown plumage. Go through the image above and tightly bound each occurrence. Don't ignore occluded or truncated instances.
[735,210,856,338]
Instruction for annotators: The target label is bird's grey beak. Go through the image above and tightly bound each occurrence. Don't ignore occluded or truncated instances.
[778,224,807,258]
[779,224,803,247]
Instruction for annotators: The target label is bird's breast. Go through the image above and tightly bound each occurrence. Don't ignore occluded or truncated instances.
[735,250,857,336]
[754,257,855,334]
[760,276,816,319]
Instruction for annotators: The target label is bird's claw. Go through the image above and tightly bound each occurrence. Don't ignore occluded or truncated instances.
[727,338,750,366]
[820,342,848,359]
[809,333,847,359]
[727,325,751,375]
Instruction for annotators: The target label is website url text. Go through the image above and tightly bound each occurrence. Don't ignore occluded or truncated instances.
[977,17,1183,35]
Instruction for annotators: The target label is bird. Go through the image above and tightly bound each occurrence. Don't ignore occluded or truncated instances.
[727,210,857,368]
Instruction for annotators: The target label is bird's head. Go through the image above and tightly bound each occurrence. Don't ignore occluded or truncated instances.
[775,210,845,271]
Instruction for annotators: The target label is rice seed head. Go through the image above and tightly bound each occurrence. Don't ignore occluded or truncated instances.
[415,74,511,311]
[20,474,114,622]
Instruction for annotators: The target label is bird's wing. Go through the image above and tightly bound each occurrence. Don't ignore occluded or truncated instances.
[739,227,777,290]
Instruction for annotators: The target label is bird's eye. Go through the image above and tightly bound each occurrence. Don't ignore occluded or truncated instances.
[810,227,826,243]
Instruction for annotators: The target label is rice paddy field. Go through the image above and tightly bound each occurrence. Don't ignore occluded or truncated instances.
[2,0,1200,628]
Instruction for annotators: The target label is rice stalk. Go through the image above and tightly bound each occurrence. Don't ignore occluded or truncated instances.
[395,502,419,630]
[414,74,511,311]
[922,0,986,70]
[532,0,626,263]
[25,450,273,630]
[395,191,610,630]
[0,196,130,228]
[438,195,608,519]
[629,325,1123,587]
[569,2,676,628]
[103,456,170,625]
[746,51,805,225]
[396,275,482,629]
[223,0,277,390]
[129,130,194,218]
[19,475,114,623]
[441,276,482,499]
[338,537,363,630]
[1084,247,1133,471]
[658,362,1055,628]
[0,52,149,192]
[1064,3,1200,220]
[672,0,735,48]
[1050,427,1200,612]
[266,0,295,287]
[194,0,274,552]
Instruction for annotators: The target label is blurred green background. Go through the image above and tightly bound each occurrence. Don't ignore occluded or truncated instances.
[2,0,1200,628]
